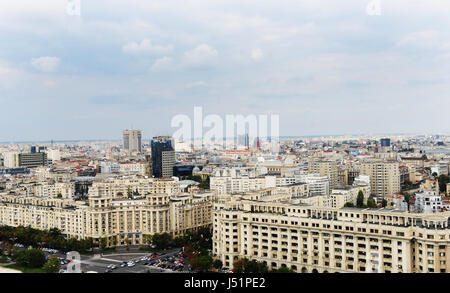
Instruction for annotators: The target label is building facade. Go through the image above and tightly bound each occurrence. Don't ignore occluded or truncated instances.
[123,129,142,153]
[213,198,450,273]
[151,136,175,178]
[360,160,401,200]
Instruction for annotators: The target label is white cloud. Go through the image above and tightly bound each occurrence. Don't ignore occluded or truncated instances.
[250,48,263,61]
[30,56,60,72]
[396,30,440,49]
[150,56,173,71]
[122,39,173,54]
[183,44,218,67]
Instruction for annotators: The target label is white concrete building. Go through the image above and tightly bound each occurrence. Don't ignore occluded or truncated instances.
[294,173,330,196]
[414,191,449,213]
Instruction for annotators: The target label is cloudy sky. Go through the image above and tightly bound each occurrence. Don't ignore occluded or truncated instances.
[1,0,450,141]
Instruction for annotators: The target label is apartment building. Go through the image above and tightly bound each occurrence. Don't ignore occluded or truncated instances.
[87,176,180,198]
[294,174,330,196]
[123,129,142,153]
[329,186,371,208]
[4,152,48,168]
[360,160,401,200]
[414,191,450,214]
[0,191,215,247]
[32,181,76,199]
[308,160,338,190]
[213,198,450,273]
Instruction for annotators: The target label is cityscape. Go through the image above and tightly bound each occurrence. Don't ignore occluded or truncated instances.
[1,0,450,281]
[1,132,450,274]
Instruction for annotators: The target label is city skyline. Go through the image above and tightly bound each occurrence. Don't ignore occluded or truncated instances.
[1,1,450,141]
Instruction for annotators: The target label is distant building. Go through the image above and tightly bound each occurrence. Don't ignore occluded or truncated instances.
[414,190,449,213]
[151,136,175,178]
[360,160,400,200]
[0,167,30,176]
[4,152,47,168]
[308,160,338,191]
[123,129,142,152]
[380,138,391,147]
[46,149,61,162]
[295,173,330,196]
[100,161,120,174]
[431,165,448,176]
[238,134,249,148]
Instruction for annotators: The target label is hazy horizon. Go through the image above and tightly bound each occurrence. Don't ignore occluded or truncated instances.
[1,0,450,141]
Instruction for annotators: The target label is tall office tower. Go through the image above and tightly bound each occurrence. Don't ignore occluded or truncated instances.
[237,134,249,148]
[308,160,338,191]
[360,160,400,200]
[4,152,47,168]
[123,129,142,152]
[151,136,175,178]
[380,138,391,147]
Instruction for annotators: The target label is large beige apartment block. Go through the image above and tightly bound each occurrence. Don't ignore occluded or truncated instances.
[360,160,401,200]
[213,198,450,273]
[0,191,216,247]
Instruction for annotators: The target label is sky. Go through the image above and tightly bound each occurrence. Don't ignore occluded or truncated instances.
[0,0,450,141]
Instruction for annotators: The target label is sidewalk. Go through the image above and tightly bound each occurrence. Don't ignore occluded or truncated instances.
[0,266,21,273]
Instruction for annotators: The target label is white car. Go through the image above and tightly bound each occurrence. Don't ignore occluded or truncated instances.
[127,262,135,267]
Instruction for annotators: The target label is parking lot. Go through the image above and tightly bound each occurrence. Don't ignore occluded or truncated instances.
[53,248,193,273]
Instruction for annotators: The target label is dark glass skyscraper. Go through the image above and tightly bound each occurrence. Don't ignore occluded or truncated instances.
[151,136,175,178]
[380,138,391,147]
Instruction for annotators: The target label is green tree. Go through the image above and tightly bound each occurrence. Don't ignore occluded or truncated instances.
[124,237,131,251]
[233,258,247,273]
[367,198,377,208]
[99,237,107,251]
[212,259,223,270]
[437,175,450,193]
[151,233,172,250]
[0,255,8,263]
[143,234,152,247]
[401,191,411,205]
[56,193,62,199]
[15,248,46,268]
[382,199,388,208]
[198,176,210,189]
[356,191,364,208]
[344,202,355,208]
[233,258,269,273]
[43,255,60,273]
[197,255,213,271]
[245,260,269,273]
